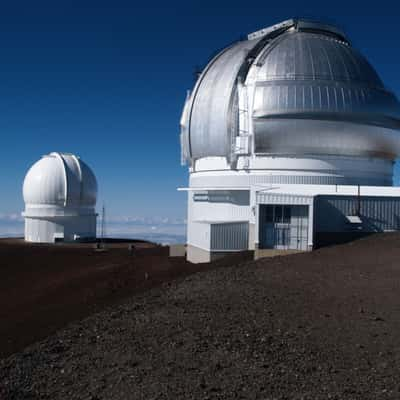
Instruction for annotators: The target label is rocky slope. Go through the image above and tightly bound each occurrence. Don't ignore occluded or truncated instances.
[2,234,400,399]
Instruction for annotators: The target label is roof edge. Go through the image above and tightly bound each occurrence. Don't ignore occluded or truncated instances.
[248,18,348,43]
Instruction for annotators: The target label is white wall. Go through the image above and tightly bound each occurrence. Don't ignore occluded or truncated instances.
[25,216,96,243]
[187,190,252,251]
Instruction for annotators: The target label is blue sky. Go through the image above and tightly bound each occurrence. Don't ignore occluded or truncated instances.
[0,0,399,239]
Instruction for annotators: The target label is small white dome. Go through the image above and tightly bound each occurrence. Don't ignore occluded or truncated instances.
[23,152,97,207]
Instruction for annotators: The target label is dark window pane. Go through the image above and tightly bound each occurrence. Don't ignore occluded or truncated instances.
[265,205,274,222]
[283,205,291,223]
[275,205,283,223]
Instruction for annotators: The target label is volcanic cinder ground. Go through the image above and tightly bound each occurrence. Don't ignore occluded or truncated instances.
[1,234,400,399]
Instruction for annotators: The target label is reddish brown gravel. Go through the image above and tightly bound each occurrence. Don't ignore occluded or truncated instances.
[0,239,251,359]
[1,234,400,399]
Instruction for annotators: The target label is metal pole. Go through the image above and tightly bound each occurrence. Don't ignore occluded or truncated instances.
[101,204,106,245]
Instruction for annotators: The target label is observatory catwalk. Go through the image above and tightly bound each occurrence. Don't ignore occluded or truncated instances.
[180,19,400,263]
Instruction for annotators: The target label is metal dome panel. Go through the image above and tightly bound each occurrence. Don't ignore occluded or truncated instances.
[79,159,98,206]
[23,155,66,206]
[251,32,400,156]
[181,20,400,164]
[23,152,97,208]
[255,32,383,85]
[183,38,261,161]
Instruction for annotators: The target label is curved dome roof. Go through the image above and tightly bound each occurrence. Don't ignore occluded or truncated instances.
[257,32,382,85]
[181,19,400,163]
[23,152,97,208]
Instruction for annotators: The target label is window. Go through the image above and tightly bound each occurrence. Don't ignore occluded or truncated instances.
[265,205,274,222]
[275,205,283,223]
[264,205,292,224]
[283,205,291,224]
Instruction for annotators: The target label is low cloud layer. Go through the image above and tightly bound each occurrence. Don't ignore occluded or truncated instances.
[100,216,186,244]
[0,214,186,244]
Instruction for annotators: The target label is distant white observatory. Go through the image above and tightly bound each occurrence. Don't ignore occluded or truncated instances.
[22,152,98,243]
[180,19,400,263]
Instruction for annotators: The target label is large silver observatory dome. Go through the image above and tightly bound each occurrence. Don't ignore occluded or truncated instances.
[180,19,400,164]
[182,19,400,263]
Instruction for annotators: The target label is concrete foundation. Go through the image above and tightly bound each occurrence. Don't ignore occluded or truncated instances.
[248,223,256,250]
[254,248,306,260]
[187,245,246,264]
[187,245,212,263]
[169,244,187,257]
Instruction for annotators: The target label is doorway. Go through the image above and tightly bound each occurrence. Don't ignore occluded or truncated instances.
[259,204,309,250]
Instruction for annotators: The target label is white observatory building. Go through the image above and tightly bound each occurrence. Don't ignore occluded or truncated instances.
[22,152,98,243]
[180,19,400,263]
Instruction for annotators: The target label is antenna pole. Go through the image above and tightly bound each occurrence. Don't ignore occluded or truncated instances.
[101,204,106,243]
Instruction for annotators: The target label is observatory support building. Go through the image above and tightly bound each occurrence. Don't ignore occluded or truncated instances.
[22,152,98,243]
[180,19,400,263]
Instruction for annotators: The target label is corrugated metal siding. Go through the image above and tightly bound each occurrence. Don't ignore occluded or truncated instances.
[210,222,249,251]
[257,192,313,205]
[190,173,390,187]
[315,195,400,232]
